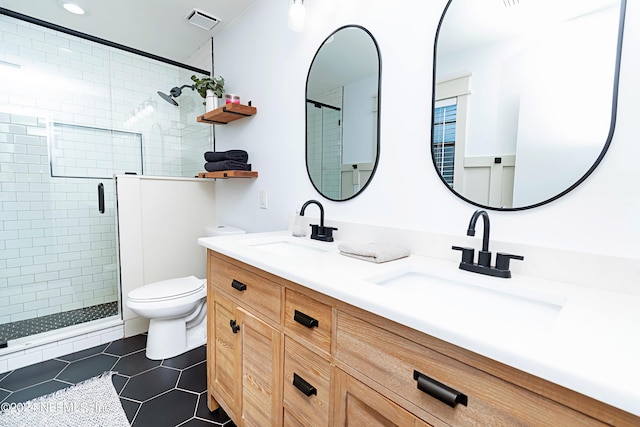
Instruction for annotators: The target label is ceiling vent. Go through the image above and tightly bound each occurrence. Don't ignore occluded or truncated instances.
[186,8,221,31]
[503,0,521,7]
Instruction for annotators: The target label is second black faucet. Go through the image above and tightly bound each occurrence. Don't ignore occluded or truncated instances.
[452,209,523,278]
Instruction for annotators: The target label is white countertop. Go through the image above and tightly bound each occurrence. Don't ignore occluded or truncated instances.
[198,231,640,417]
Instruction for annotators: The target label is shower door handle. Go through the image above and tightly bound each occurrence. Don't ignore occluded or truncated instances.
[98,183,105,214]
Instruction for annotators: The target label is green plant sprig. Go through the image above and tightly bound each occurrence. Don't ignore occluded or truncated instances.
[190,75,225,99]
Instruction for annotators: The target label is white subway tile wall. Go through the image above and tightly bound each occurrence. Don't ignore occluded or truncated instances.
[0,14,211,327]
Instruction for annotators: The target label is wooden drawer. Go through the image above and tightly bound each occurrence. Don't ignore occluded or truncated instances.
[209,253,281,323]
[284,289,332,354]
[335,311,606,426]
[334,368,434,427]
[283,408,308,427]
[283,336,331,427]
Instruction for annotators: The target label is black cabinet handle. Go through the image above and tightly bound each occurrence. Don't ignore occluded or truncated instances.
[97,183,105,214]
[294,310,318,328]
[231,279,247,292]
[293,373,317,397]
[230,319,240,333]
[413,370,467,408]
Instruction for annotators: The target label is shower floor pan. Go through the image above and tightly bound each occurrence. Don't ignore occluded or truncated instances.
[0,301,118,347]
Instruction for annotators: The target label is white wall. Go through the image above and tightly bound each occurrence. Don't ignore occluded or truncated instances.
[210,0,640,261]
[343,76,377,164]
[512,8,619,207]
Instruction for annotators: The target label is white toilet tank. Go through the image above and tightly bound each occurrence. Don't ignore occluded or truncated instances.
[204,225,246,237]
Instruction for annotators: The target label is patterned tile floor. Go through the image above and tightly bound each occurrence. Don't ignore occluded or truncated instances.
[0,334,235,426]
[0,301,119,345]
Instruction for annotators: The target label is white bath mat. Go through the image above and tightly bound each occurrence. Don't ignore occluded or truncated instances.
[0,371,130,427]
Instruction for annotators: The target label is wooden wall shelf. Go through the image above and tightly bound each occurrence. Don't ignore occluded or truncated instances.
[198,171,258,179]
[197,103,257,125]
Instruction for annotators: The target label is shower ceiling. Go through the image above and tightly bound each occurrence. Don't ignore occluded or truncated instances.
[0,0,257,64]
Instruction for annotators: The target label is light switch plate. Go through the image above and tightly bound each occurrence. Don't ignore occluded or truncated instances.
[259,190,268,209]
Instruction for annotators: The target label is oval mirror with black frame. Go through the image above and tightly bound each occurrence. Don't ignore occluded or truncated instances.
[306,25,381,201]
[431,0,626,210]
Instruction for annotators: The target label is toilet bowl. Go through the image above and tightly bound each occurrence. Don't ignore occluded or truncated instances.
[126,225,245,360]
[127,276,207,360]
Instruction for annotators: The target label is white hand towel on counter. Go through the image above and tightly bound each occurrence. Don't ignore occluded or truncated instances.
[338,242,410,264]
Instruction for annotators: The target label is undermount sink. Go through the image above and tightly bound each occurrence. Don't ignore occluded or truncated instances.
[243,237,334,257]
[367,266,566,335]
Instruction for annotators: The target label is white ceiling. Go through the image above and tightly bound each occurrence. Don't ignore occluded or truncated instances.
[0,0,258,65]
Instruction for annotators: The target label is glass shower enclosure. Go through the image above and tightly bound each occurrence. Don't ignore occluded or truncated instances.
[0,10,211,347]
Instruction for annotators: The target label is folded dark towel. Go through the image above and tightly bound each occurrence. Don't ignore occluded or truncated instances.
[204,161,252,172]
[204,150,248,163]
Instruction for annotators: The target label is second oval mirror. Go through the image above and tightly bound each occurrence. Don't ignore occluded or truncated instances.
[432,0,625,210]
[306,25,381,201]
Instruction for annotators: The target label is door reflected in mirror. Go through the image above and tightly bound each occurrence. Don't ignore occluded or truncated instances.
[306,25,381,201]
[432,0,626,210]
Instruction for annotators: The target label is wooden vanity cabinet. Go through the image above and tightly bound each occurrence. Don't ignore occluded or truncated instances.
[206,250,640,427]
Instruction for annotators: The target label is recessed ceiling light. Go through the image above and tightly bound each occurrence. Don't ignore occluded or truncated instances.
[62,3,85,15]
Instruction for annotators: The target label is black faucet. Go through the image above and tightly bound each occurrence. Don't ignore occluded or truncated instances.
[452,209,523,278]
[300,200,338,242]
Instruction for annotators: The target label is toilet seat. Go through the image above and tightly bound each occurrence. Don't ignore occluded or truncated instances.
[128,276,205,303]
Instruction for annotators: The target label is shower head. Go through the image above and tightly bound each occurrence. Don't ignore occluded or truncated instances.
[157,84,194,106]
[157,91,179,106]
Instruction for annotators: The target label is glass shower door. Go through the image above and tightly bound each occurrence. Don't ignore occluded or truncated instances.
[0,114,136,346]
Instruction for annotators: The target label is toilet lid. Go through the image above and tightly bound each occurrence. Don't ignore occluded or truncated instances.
[128,276,205,302]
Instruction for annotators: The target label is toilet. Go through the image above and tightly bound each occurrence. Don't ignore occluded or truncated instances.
[126,225,245,360]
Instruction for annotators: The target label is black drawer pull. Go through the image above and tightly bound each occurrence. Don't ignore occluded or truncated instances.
[413,370,467,408]
[231,279,247,292]
[294,310,318,328]
[293,373,317,397]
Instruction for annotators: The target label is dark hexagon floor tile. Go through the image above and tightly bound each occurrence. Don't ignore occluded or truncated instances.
[0,359,68,391]
[162,345,206,369]
[0,388,11,403]
[111,373,129,394]
[120,366,180,402]
[132,389,198,427]
[56,343,109,362]
[104,334,147,356]
[180,418,222,426]
[196,392,234,424]
[177,361,207,393]
[120,397,140,424]
[113,349,160,376]
[56,353,118,383]
[3,379,71,404]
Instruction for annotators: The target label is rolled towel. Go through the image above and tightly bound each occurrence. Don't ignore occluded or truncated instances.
[204,161,252,172]
[338,242,410,264]
[204,150,248,163]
